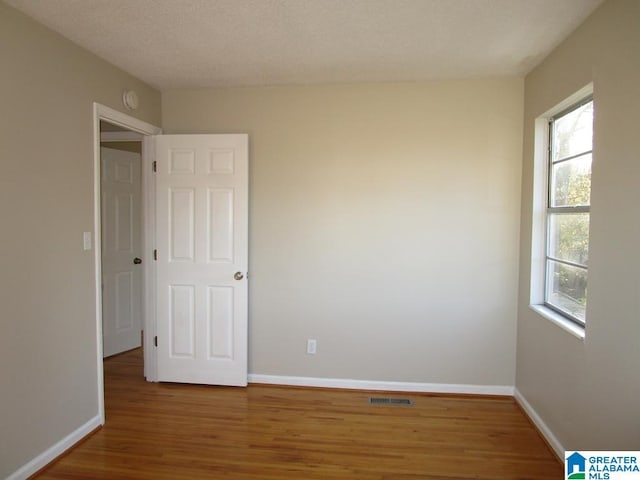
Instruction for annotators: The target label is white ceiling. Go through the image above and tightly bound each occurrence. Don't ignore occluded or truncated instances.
[5,0,603,90]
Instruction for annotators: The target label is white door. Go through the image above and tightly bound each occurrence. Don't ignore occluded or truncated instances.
[101,147,143,357]
[155,134,248,386]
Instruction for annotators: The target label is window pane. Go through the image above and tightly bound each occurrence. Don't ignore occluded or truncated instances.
[552,101,593,160]
[550,153,591,207]
[546,260,587,322]
[548,213,589,266]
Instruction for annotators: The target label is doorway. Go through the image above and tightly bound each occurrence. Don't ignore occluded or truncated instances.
[93,103,161,423]
[93,105,250,422]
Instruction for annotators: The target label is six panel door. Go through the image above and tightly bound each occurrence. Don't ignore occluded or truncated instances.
[101,147,143,357]
[154,134,248,386]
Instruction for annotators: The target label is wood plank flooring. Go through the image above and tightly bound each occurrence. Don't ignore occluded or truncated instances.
[32,349,561,479]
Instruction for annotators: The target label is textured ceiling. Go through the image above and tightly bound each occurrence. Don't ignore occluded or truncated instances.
[5,0,604,90]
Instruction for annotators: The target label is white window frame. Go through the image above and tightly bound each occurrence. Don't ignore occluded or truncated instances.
[530,85,593,338]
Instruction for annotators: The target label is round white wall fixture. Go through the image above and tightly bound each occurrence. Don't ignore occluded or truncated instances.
[122,90,139,110]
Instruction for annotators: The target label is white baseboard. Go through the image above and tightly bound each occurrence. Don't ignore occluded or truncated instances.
[514,388,564,460]
[7,415,102,480]
[248,373,514,396]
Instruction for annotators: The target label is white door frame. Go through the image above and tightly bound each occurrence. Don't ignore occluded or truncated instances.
[92,103,161,423]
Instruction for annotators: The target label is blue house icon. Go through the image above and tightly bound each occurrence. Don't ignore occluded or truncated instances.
[567,452,586,476]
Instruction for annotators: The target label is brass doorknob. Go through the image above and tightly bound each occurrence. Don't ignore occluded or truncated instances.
[234,272,244,280]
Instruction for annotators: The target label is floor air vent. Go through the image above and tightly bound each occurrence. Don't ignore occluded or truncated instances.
[368,397,413,406]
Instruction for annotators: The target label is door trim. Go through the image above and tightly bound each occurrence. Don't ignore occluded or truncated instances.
[93,103,161,423]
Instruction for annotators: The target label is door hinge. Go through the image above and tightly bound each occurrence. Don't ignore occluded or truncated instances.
[152,161,157,173]
[153,249,157,261]
[154,336,158,347]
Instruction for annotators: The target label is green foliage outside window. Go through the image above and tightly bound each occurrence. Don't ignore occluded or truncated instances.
[546,99,593,323]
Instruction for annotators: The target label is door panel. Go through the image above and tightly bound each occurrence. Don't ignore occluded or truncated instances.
[155,134,248,386]
[170,188,195,261]
[208,188,234,262]
[101,147,142,357]
[208,286,233,358]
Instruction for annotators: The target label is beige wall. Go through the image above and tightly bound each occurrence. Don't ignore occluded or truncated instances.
[517,0,640,449]
[0,3,160,478]
[163,79,523,386]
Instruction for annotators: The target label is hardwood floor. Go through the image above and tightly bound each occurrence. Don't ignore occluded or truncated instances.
[32,349,561,479]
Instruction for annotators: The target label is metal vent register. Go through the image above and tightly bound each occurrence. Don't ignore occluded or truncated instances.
[368,397,413,406]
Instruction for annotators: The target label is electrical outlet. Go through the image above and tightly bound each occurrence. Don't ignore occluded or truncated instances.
[306,338,317,355]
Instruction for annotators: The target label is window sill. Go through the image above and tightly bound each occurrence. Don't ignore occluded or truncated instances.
[529,305,585,340]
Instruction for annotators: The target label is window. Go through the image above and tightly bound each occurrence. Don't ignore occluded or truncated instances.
[544,98,593,325]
